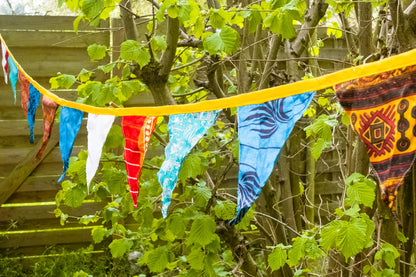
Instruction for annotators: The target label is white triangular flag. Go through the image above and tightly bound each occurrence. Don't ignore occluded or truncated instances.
[86,113,115,190]
[1,42,8,84]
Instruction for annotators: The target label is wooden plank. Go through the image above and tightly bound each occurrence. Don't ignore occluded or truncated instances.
[0,202,104,222]
[18,176,62,192]
[2,31,109,48]
[0,15,109,31]
[0,242,95,258]
[0,227,94,248]
[315,181,344,195]
[0,128,60,205]
[0,216,101,232]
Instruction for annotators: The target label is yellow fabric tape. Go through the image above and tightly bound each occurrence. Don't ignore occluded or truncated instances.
[2,33,416,116]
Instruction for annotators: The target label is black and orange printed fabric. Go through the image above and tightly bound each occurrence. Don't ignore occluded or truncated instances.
[335,65,416,211]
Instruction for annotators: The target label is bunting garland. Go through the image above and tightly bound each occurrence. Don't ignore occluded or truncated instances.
[157,111,221,218]
[86,114,115,190]
[335,65,416,212]
[36,96,58,160]
[2,32,416,222]
[58,106,83,182]
[229,92,315,226]
[122,116,157,208]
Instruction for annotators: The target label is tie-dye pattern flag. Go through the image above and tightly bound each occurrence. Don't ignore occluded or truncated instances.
[157,110,220,218]
[58,106,83,182]
[36,96,58,160]
[229,92,315,226]
[122,116,157,208]
[335,65,416,212]
[86,114,115,190]
[28,84,41,144]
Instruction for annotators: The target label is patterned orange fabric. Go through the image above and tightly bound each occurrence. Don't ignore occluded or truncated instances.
[335,65,416,211]
[122,116,157,208]
[18,71,29,116]
[36,96,58,160]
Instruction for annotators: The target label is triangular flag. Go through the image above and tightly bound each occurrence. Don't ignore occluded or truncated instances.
[8,56,18,103]
[229,92,315,226]
[335,65,416,212]
[58,106,83,182]
[19,71,29,116]
[1,41,8,84]
[157,111,220,218]
[122,116,157,208]
[36,96,58,160]
[28,84,40,144]
[86,113,115,190]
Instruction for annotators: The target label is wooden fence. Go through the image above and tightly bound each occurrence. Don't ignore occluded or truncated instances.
[0,15,348,259]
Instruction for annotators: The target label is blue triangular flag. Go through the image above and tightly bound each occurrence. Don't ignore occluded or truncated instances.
[8,56,18,103]
[229,91,315,226]
[58,106,83,182]
[28,84,40,144]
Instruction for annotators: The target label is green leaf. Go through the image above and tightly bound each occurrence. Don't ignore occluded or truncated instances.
[147,246,170,272]
[214,200,237,220]
[375,243,400,269]
[193,185,212,208]
[397,231,409,243]
[150,35,167,52]
[104,125,124,149]
[187,215,216,247]
[263,7,299,39]
[81,0,104,25]
[179,154,203,182]
[167,213,186,238]
[87,44,107,61]
[109,238,133,258]
[120,40,150,68]
[210,9,226,29]
[341,112,350,126]
[203,26,240,55]
[345,174,376,208]
[77,68,93,83]
[73,15,84,33]
[268,244,287,272]
[336,218,369,260]
[187,247,205,270]
[311,138,331,160]
[91,226,106,243]
[64,185,87,208]
[98,63,116,74]
[50,74,76,89]
[320,220,346,252]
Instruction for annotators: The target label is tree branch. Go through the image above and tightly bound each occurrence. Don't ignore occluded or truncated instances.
[159,16,180,78]
[119,0,139,41]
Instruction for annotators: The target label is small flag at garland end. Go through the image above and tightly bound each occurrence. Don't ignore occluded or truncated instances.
[8,56,18,103]
[1,41,8,84]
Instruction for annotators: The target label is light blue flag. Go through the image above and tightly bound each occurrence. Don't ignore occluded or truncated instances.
[229,92,315,226]
[158,110,221,218]
[28,84,40,144]
[8,56,18,103]
[58,106,83,182]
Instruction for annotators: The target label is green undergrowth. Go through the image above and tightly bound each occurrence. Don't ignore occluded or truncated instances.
[0,246,132,277]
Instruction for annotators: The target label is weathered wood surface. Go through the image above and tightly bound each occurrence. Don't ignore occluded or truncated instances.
[0,15,110,257]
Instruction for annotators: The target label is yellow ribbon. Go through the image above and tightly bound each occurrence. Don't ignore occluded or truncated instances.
[2,33,416,116]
